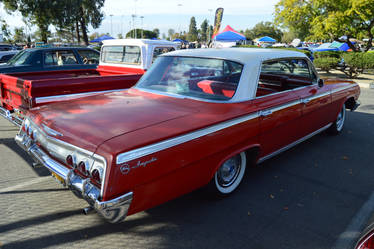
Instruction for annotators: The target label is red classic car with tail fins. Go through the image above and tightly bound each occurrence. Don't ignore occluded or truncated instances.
[15,48,360,223]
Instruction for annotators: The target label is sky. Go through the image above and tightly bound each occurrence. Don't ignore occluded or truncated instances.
[0,0,279,38]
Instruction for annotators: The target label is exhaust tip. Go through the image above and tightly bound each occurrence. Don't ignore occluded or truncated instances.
[83,206,94,215]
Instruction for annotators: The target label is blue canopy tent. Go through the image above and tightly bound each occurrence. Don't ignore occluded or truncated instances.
[173,38,188,43]
[213,25,246,42]
[89,35,114,43]
[257,36,276,43]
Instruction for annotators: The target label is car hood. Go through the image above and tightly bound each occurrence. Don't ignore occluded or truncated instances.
[29,89,201,152]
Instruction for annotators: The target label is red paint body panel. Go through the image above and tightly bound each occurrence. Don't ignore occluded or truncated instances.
[0,67,143,114]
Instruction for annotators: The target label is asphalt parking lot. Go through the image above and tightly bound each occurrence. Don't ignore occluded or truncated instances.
[0,87,374,249]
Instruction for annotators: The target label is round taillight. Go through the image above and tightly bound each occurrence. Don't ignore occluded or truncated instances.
[66,155,73,166]
[91,169,101,183]
[78,161,88,176]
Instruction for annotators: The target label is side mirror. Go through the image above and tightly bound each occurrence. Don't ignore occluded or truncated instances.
[318,78,324,88]
[356,229,374,249]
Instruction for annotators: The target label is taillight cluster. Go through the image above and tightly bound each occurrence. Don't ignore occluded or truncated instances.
[65,154,102,183]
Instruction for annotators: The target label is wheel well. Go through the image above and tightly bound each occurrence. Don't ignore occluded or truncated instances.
[345,97,356,111]
[244,146,261,166]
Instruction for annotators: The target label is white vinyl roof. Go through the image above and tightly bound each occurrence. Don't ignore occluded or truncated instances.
[163,47,308,64]
[102,39,177,47]
[156,48,310,103]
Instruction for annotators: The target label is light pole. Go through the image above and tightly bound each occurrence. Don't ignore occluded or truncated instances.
[177,3,183,36]
[110,14,113,37]
[140,16,144,38]
[134,0,138,39]
[121,15,124,38]
[131,14,137,39]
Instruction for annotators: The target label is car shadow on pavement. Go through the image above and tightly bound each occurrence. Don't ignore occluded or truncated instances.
[0,188,67,195]
[0,138,50,177]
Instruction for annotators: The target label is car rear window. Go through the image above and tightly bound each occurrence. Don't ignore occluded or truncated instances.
[137,56,243,101]
[101,45,141,65]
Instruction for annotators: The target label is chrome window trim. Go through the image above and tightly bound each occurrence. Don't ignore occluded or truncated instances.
[116,112,260,164]
[257,122,332,163]
[135,87,231,103]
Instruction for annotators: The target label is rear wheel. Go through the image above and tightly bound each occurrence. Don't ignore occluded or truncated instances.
[328,103,346,135]
[211,152,247,196]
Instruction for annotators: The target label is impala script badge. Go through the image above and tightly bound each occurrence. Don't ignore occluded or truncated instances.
[120,157,158,175]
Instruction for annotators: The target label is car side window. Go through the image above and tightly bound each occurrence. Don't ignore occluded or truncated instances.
[44,51,78,66]
[77,50,99,64]
[152,47,176,63]
[256,58,313,97]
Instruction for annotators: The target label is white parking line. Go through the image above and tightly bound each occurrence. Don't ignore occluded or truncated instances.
[0,177,50,193]
[332,192,374,249]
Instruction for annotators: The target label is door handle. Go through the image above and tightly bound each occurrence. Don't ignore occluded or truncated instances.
[260,110,272,117]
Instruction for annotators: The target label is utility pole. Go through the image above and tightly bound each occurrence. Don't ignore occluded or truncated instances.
[110,14,113,37]
[131,14,137,39]
[177,3,183,36]
[140,16,144,38]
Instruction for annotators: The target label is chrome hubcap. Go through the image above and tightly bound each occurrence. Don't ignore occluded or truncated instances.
[217,154,241,187]
[336,106,345,131]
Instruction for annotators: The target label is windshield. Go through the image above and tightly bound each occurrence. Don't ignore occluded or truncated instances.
[7,50,32,66]
[136,56,243,101]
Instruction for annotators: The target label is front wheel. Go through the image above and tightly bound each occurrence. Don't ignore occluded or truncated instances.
[210,152,247,197]
[328,103,346,135]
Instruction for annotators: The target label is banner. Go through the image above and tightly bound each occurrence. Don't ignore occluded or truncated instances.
[212,7,224,39]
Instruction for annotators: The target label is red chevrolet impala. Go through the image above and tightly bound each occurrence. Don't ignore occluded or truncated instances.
[15,48,360,223]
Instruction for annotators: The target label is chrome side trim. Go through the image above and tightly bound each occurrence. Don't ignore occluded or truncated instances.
[34,88,129,104]
[267,99,300,113]
[257,123,332,163]
[116,112,260,164]
[308,91,330,101]
[331,84,355,94]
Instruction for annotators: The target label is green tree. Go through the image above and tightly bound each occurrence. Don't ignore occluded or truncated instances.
[188,17,198,41]
[250,21,283,41]
[274,0,374,51]
[13,27,25,42]
[1,19,12,42]
[126,29,157,39]
[208,25,213,41]
[200,19,208,42]
[117,33,123,39]
[274,0,314,41]
[1,0,55,43]
[153,28,160,38]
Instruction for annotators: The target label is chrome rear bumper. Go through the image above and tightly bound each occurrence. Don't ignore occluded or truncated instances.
[15,132,133,223]
[0,106,23,127]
